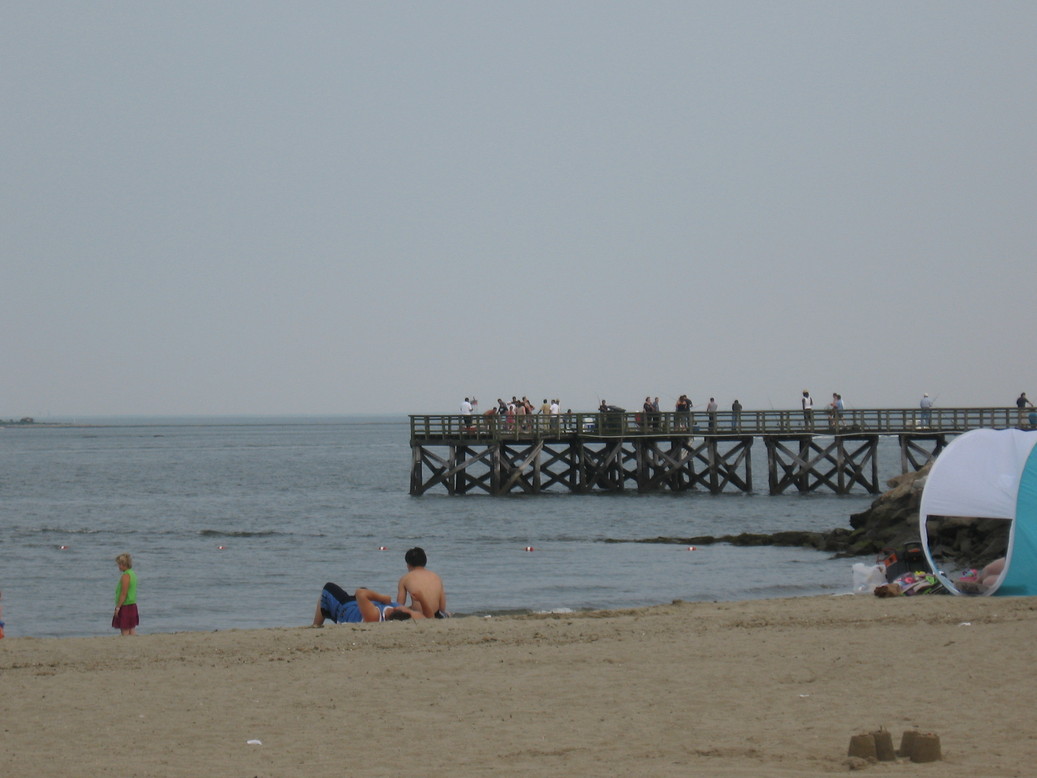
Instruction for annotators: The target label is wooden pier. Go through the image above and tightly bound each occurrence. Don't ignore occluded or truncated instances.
[410,407,1033,496]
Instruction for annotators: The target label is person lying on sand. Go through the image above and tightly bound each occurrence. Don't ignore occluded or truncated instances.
[311,584,426,625]
[956,558,1005,594]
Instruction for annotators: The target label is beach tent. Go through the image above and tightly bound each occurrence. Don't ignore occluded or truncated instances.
[919,428,1037,596]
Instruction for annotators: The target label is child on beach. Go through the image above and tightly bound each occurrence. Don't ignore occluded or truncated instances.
[0,589,5,639]
[112,553,139,636]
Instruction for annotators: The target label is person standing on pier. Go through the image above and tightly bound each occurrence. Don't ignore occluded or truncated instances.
[538,398,551,433]
[731,399,742,430]
[919,393,934,427]
[801,390,814,431]
[675,395,692,431]
[515,399,527,431]
[828,393,844,429]
[1017,392,1035,426]
[460,397,474,432]
[706,398,718,432]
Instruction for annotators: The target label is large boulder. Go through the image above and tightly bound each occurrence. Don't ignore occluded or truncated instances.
[925,516,1009,568]
[616,461,1006,563]
[843,465,930,557]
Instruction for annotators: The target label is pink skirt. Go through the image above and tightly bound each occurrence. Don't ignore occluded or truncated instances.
[112,603,139,631]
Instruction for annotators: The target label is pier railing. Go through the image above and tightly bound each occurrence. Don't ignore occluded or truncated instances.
[410,407,1031,441]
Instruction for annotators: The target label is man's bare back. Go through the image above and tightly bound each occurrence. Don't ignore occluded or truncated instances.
[397,547,447,618]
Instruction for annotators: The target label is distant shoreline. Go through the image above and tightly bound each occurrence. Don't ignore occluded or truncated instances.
[0,421,94,429]
[0,415,410,429]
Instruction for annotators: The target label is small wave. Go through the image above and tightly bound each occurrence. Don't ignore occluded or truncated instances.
[197,529,288,538]
[37,527,103,535]
[546,534,613,543]
[742,582,830,596]
[457,607,540,619]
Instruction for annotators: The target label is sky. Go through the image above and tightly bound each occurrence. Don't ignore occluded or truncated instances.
[3,2,1035,417]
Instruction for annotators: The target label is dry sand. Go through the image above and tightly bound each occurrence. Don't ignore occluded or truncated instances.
[3,594,1035,777]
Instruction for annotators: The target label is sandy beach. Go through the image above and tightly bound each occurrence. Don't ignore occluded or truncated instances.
[3,594,1035,777]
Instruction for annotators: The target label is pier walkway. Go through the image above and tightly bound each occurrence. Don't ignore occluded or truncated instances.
[409,407,1035,496]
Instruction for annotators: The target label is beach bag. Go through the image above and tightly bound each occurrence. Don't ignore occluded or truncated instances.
[901,541,928,571]
[880,541,931,583]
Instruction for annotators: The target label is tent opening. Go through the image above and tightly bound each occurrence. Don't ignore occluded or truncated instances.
[922,515,1009,595]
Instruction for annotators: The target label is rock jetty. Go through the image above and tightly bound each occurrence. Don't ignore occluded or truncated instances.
[610,464,1002,564]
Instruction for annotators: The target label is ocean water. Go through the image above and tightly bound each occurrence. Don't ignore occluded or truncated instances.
[0,417,892,638]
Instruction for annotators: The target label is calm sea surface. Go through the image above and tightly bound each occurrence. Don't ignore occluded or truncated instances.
[0,416,893,638]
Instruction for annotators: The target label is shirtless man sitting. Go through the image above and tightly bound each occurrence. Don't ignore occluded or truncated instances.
[397,547,448,618]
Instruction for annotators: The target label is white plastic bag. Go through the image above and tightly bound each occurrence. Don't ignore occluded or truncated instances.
[852,562,887,594]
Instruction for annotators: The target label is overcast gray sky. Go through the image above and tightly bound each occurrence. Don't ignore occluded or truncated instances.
[3,2,1035,417]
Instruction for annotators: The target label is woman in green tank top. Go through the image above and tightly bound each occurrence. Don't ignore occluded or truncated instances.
[112,552,139,636]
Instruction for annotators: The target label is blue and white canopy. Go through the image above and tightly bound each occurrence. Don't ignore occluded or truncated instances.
[919,428,1037,596]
